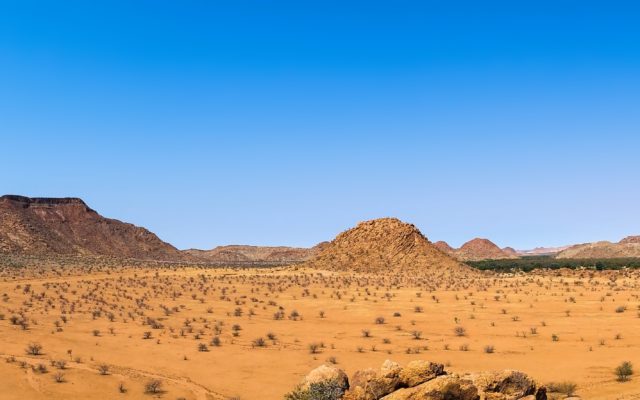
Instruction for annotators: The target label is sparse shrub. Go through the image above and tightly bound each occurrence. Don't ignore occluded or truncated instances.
[616,361,633,382]
[454,326,467,337]
[53,372,65,383]
[26,342,43,356]
[547,381,577,396]
[308,343,321,354]
[484,345,495,354]
[98,364,110,375]
[145,379,163,394]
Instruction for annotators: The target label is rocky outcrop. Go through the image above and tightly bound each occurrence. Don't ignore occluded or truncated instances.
[301,364,349,392]
[304,218,475,277]
[0,195,185,261]
[289,360,546,400]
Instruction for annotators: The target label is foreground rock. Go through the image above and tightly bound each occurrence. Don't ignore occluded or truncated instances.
[287,360,546,400]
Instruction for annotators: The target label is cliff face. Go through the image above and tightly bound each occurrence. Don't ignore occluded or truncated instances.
[0,195,185,261]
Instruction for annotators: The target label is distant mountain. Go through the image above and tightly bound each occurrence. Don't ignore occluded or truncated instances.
[304,218,476,277]
[184,242,328,263]
[619,235,640,245]
[556,237,640,259]
[517,246,571,256]
[433,240,455,255]
[455,238,518,261]
[0,195,185,261]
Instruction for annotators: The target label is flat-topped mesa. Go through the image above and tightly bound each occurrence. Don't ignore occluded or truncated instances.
[304,217,476,277]
[0,195,91,209]
[0,194,184,261]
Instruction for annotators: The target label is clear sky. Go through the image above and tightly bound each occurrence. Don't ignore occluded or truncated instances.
[1,1,639,250]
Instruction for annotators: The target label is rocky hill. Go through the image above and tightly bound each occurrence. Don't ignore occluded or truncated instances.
[288,360,547,400]
[556,238,640,259]
[304,218,474,276]
[0,195,185,261]
[619,235,640,245]
[185,242,328,263]
[433,240,455,255]
[455,238,518,261]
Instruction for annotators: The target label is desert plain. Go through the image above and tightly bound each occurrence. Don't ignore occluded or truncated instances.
[1,261,638,400]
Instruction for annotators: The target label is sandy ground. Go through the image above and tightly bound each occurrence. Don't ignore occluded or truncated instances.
[0,264,639,399]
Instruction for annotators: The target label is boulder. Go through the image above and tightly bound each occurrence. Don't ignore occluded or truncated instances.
[382,375,479,400]
[465,370,546,400]
[301,364,349,392]
[344,360,403,400]
[399,360,445,388]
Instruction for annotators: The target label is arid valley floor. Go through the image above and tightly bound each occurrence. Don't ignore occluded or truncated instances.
[1,262,639,399]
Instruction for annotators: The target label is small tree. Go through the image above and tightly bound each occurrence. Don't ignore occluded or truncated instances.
[616,361,633,382]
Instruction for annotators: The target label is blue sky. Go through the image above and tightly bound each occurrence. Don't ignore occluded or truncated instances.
[1,1,639,250]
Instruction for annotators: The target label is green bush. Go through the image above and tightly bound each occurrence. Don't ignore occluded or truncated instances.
[616,361,633,382]
[284,379,345,400]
